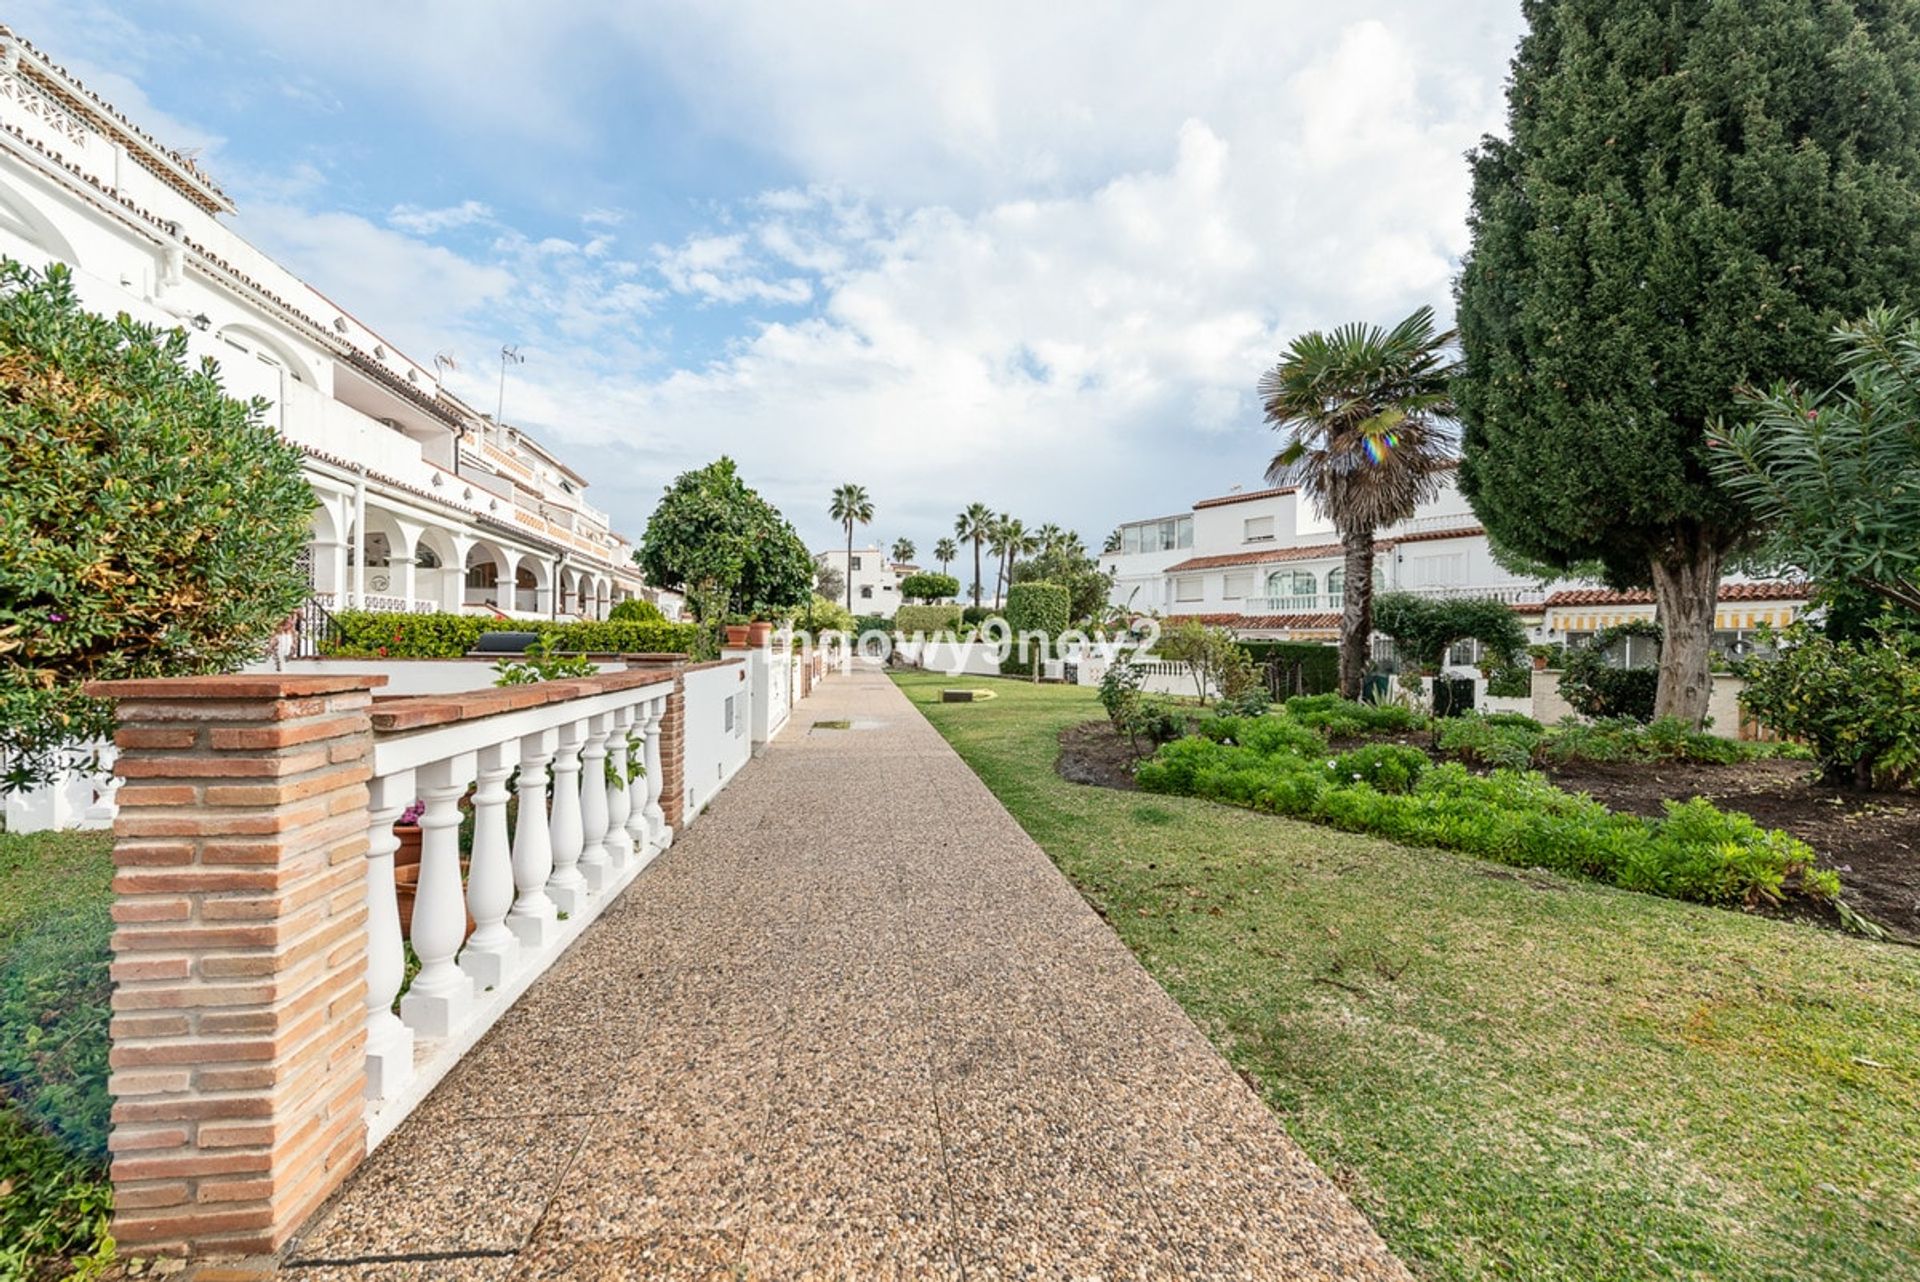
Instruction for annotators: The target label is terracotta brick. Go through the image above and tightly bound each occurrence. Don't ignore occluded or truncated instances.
[112,1203,276,1244]
[112,1095,275,1126]
[106,1069,192,1097]
[113,841,196,868]
[110,1036,278,1069]
[112,897,192,924]
[115,726,199,750]
[111,1013,191,1040]
[196,1175,275,1203]
[195,1121,278,1150]
[89,674,387,700]
[327,738,370,764]
[202,762,370,807]
[108,1125,189,1153]
[117,749,332,780]
[113,1147,272,1183]
[110,956,191,982]
[117,784,201,807]
[114,1181,190,1210]
[207,714,369,751]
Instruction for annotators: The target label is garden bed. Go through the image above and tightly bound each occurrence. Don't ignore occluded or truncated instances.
[1056,716,1918,940]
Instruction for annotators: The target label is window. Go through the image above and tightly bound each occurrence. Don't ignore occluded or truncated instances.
[1264,570,1315,600]
[1447,638,1483,667]
[850,555,863,571]
[1408,553,1466,588]
[859,585,873,600]
[1243,515,1274,542]
[1223,571,1254,599]
[1122,525,1142,555]
[1174,576,1203,602]
[1119,517,1194,554]
[1326,567,1344,601]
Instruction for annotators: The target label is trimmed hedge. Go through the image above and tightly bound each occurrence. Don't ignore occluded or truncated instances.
[894,604,962,635]
[324,611,696,659]
[1001,581,1071,674]
[1142,714,1842,912]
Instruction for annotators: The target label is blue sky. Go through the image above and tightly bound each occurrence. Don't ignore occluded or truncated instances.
[13,1,1525,561]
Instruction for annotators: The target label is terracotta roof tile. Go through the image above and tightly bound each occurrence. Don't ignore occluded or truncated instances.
[1167,611,1341,630]
[1164,541,1358,572]
[1193,485,1297,510]
[1390,524,1485,544]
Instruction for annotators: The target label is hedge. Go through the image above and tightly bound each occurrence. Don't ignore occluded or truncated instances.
[894,604,962,635]
[324,611,697,658]
[1001,582,1071,674]
[1238,641,1339,696]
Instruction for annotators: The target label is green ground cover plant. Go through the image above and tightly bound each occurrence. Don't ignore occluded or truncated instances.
[896,672,1920,1281]
[0,830,115,1279]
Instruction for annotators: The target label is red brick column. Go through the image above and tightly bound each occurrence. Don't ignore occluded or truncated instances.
[659,675,687,830]
[86,674,384,1257]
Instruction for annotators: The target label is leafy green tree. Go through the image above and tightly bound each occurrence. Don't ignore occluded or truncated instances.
[1371,593,1527,673]
[1712,308,1920,620]
[814,559,845,604]
[640,458,806,656]
[898,571,960,603]
[954,502,993,608]
[829,483,874,616]
[933,537,959,574]
[0,261,313,792]
[1010,545,1115,624]
[1456,0,1920,725]
[1260,306,1458,700]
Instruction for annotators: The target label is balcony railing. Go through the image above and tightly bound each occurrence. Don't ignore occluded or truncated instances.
[1241,594,1334,614]
[1239,582,1542,614]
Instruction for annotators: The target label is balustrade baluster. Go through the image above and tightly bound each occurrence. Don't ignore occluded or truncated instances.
[642,700,671,850]
[626,701,653,863]
[577,712,612,892]
[363,770,416,1101]
[399,756,476,1040]
[604,706,634,870]
[507,728,559,948]
[459,741,521,990]
[546,720,588,914]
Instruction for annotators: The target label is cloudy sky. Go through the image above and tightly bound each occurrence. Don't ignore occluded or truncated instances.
[15,1,1525,561]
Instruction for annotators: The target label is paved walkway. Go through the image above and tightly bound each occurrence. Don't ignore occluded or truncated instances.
[284,669,1408,1281]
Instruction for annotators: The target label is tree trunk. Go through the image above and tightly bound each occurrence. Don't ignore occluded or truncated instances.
[972,539,982,609]
[845,523,855,616]
[1648,533,1722,728]
[1339,528,1373,702]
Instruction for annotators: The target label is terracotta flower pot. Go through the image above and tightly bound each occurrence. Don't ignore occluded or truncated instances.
[747,620,773,647]
[1532,654,1549,671]
[393,823,423,869]
[724,624,751,647]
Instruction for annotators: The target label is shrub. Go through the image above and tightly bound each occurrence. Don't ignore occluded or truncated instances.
[1220,685,1272,718]
[894,604,962,635]
[1285,694,1420,735]
[1238,641,1340,696]
[1329,743,1429,794]
[1482,659,1532,699]
[1738,622,1920,788]
[898,572,960,603]
[608,598,665,623]
[1438,715,1544,771]
[0,261,314,793]
[323,611,696,658]
[1001,581,1071,674]
[1371,593,1528,670]
[961,605,993,627]
[1558,621,1663,722]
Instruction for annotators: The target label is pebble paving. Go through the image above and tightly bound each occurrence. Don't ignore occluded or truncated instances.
[280,668,1410,1280]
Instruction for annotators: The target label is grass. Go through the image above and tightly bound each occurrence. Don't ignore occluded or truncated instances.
[894,672,1920,1282]
[0,829,115,1282]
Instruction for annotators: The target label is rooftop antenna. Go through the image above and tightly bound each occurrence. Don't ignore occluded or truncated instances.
[495,344,524,430]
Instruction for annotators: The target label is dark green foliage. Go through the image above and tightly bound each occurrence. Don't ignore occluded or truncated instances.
[1371,593,1527,671]
[1559,621,1664,722]
[608,598,665,624]
[898,572,960,604]
[1135,727,1841,911]
[636,457,811,628]
[961,605,993,627]
[1483,659,1533,699]
[1010,548,1114,623]
[1739,621,1920,786]
[1456,0,1920,586]
[1438,716,1546,771]
[1238,641,1340,696]
[1220,685,1273,718]
[0,261,313,792]
[893,604,962,635]
[324,611,695,658]
[1000,581,1070,674]
[852,614,892,636]
[1285,693,1421,736]
[1097,658,1185,756]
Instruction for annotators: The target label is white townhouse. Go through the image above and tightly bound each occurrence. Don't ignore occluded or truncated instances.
[0,27,668,626]
[1105,468,1813,663]
[814,545,917,618]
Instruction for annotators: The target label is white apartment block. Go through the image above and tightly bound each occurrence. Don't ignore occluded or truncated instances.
[0,27,669,626]
[815,546,916,618]
[1106,470,1812,663]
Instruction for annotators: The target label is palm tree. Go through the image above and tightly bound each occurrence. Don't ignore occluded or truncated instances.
[1035,522,1065,555]
[933,537,959,575]
[1102,529,1123,554]
[954,503,993,609]
[829,483,874,616]
[1259,305,1458,700]
[991,515,1036,609]
[1057,530,1086,558]
[891,537,915,565]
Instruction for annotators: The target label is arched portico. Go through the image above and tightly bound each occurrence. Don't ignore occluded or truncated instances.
[464,539,513,612]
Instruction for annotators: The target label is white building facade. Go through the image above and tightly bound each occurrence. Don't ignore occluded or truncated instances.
[1106,472,1812,661]
[0,27,663,628]
[815,546,916,618]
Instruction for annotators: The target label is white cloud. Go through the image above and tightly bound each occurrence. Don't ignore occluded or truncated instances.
[388,200,494,234]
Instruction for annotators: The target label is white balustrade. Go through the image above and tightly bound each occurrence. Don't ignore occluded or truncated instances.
[577,712,612,893]
[641,702,671,850]
[362,677,673,1145]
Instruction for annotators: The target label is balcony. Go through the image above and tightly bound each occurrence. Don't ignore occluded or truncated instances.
[1242,594,1340,614]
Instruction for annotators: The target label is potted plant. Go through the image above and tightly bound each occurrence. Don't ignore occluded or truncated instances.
[1527,642,1563,671]
[723,613,752,648]
[747,618,773,647]
[393,800,424,870]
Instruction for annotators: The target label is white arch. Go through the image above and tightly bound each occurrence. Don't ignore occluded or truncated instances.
[213,322,318,386]
[0,184,79,268]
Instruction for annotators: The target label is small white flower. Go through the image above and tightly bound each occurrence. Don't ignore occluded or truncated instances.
[1352,772,1363,781]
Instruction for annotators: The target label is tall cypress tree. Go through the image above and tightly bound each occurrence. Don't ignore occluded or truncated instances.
[1456,0,1920,724]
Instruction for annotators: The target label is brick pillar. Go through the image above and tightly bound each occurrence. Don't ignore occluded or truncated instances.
[86,674,385,1257]
[659,675,687,830]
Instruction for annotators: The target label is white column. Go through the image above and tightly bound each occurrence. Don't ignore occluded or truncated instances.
[546,720,588,914]
[459,741,521,990]
[642,701,671,850]
[399,755,476,1040]
[507,727,560,948]
[603,707,635,871]
[363,770,415,1102]
[400,555,418,612]
[624,704,652,862]
[577,712,612,893]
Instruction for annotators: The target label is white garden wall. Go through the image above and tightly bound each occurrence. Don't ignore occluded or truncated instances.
[681,660,752,822]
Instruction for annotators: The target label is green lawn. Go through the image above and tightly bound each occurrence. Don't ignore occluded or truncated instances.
[0,828,115,1281]
[895,672,1920,1282]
